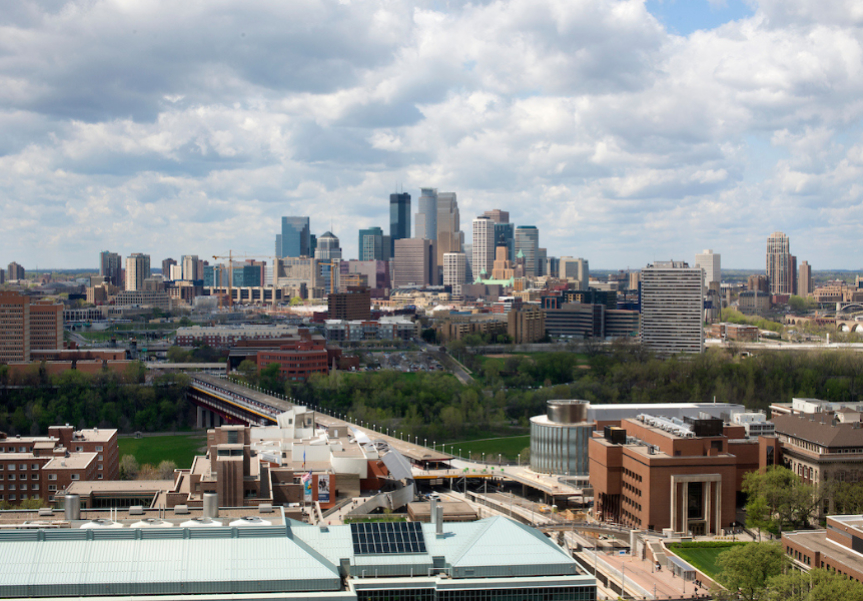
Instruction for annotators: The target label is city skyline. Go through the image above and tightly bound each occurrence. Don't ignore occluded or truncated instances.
[2,1,863,269]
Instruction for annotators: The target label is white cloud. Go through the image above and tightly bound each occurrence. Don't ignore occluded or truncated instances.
[0,0,862,269]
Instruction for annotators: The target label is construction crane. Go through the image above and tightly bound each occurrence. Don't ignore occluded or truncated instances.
[211,251,279,309]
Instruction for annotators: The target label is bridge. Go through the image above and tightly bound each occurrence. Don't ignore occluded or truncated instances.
[187,375,585,501]
[187,374,452,463]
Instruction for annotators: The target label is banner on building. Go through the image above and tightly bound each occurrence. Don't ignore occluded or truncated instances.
[302,471,312,502]
[318,474,330,503]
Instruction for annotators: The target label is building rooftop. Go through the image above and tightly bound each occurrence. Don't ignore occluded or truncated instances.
[773,413,863,448]
[43,453,97,470]
[0,516,588,598]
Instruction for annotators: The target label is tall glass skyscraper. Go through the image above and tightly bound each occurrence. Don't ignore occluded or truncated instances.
[281,217,311,258]
[515,226,540,277]
[389,193,411,253]
[415,188,438,241]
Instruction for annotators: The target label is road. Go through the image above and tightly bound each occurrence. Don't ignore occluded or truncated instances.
[424,345,475,385]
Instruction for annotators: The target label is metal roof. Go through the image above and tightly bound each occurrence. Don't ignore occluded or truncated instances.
[0,517,583,597]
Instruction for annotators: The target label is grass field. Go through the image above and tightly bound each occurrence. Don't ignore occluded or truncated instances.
[118,434,207,469]
[667,542,748,579]
[442,435,531,462]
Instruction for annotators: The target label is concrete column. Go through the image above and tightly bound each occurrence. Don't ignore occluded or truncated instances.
[670,479,677,532]
[715,480,722,531]
[705,480,711,535]
[682,482,689,535]
[197,406,204,429]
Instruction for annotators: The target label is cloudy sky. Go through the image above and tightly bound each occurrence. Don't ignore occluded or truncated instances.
[2,0,863,271]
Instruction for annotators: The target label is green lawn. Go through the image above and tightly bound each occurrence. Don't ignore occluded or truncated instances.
[667,542,749,579]
[118,434,207,469]
[442,435,531,462]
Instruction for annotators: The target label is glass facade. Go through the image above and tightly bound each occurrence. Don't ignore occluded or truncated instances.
[530,420,593,476]
[281,216,311,258]
[390,193,411,251]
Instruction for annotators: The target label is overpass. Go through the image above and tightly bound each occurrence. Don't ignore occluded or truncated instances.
[187,374,453,463]
[187,375,585,501]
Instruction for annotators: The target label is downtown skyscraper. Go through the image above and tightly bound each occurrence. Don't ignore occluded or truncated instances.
[766,231,795,295]
[281,217,311,258]
[389,192,411,251]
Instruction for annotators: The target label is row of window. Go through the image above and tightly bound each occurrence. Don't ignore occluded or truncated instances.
[0,474,39,481]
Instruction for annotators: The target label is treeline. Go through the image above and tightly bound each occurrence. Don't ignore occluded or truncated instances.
[0,364,191,435]
[287,371,512,442]
[267,347,863,442]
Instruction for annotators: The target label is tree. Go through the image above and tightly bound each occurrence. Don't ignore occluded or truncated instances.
[119,455,139,480]
[743,466,819,535]
[237,359,259,384]
[167,346,191,363]
[157,460,177,480]
[715,542,788,601]
[290,296,303,306]
[766,568,863,601]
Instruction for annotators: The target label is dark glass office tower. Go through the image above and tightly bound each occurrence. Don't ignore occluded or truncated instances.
[281,217,311,258]
[389,193,411,254]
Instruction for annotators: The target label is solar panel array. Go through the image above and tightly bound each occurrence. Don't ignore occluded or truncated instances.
[350,521,427,555]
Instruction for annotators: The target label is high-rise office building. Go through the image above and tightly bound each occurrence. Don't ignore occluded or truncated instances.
[472,217,495,280]
[436,192,463,265]
[170,264,184,281]
[766,232,793,295]
[443,252,466,294]
[798,260,813,297]
[559,257,589,290]
[389,192,411,253]
[161,258,177,280]
[483,209,509,224]
[537,248,547,277]
[415,188,438,241]
[6,262,25,281]
[695,249,721,293]
[99,252,122,287]
[315,232,342,261]
[125,253,150,291]
[515,226,539,277]
[181,255,200,281]
[493,222,515,262]
[393,238,437,287]
[281,216,311,258]
[641,261,704,356]
[315,232,342,293]
[358,227,386,261]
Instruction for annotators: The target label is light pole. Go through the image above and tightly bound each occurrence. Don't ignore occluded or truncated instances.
[517,453,521,467]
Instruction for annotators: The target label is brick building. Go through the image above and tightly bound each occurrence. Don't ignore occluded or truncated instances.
[589,414,778,534]
[0,426,118,506]
[507,305,546,343]
[256,337,329,382]
[327,287,371,321]
[783,515,863,582]
[0,291,64,364]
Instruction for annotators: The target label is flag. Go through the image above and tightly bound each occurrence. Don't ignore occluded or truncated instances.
[303,448,306,469]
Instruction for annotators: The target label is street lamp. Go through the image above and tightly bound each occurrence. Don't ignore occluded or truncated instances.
[517,453,521,466]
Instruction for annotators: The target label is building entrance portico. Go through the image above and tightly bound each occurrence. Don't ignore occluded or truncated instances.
[670,474,722,535]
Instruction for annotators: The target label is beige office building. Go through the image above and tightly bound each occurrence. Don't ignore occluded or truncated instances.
[472,216,495,280]
[125,253,151,291]
[766,232,793,295]
[443,252,466,294]
[695,249,721,292]
[393,238,437,287]
[798,260,813,297]
[436,192,463,266]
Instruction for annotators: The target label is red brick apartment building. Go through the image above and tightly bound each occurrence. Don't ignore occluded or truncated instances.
[783,515,863,583]
[589,415,780,534]
[0,290,63,364]
[0,426,118,506]
[256,337,329,382]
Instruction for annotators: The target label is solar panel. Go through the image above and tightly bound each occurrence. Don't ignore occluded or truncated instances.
[350,521,427,555]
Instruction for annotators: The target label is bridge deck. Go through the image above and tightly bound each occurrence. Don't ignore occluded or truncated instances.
[190,374,452,463]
